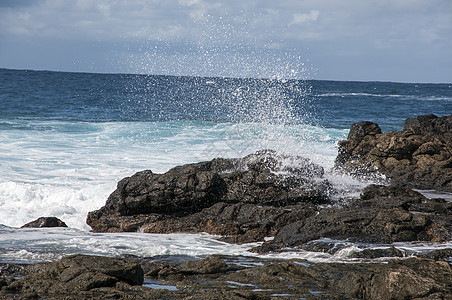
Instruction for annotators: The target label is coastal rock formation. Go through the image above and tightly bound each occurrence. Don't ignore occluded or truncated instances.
[138,202,316,243]
[255,185,452,252]
[2,254,146,298]
[21,217,68,228]
[87,145,452,247]
[335,114,452,191]
[87,150,331,240]
[3,254,450,299]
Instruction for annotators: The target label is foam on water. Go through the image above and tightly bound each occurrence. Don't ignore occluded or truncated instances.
[0,227,260,263]
[3,72,449,264]
[0,118,354,230]
[1,227,450,264]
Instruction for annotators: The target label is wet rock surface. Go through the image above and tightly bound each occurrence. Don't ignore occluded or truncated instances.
[87,150,330,242]
[21,217,68,228]
[2,254,451,299]
[335,114,452,192]
[87,134,452,249]
[255,184,452,252]
[1,255,150,299]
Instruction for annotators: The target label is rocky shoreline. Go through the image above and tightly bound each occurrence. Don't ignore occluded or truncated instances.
[2,253,451,299]
[1,114,451,299]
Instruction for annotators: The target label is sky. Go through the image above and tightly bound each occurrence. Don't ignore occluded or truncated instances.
[0,0,451,83]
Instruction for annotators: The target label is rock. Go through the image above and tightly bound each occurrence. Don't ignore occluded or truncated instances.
[87,150,331,238]
[176,256,230,275]
[21,217,68,228]
[138,202,316,243]
[2,255,451,299]
[420,248,452,261]
[335,114,452,191]
[224,258,451,300]
[298,239,353,254]
[349,246,405,259]
[255,185,452,252]
[150,256,452,299]
[2,254,145,298]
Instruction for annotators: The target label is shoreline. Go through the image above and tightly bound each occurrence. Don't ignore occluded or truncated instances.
[2,253,451,299]
[1,114,451,298]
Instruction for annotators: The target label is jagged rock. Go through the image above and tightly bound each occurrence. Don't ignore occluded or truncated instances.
[255,185,452,252]
[87,150,331,237]
[149,256,452,299]
[21,217,68,228]
[2,255,451,299]
[349,247,405,259]
[223,257,452,300]
[2,255,145,298]
[335,114,452,191]
[138,202,316,243]
[419,248,452,261]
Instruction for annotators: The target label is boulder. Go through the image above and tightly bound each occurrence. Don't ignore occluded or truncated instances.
[87,150,331,239]
[21,217,68,228]
[3,254,144,298]
[335,114,452,191]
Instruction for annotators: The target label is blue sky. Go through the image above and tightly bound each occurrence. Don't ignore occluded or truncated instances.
[0,0,451,83]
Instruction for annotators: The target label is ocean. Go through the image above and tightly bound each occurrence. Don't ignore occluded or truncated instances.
[0,68,451,263]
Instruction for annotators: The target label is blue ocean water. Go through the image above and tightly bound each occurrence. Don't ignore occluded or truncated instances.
[1,68,450,129]
[0,68,451,263]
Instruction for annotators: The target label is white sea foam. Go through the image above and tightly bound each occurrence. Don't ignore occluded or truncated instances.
[0,119,354,230]
[0,227,257,263]
[1,227,450,264]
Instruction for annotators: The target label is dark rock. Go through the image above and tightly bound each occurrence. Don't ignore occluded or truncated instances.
[335,114,452,192]
[177,256,229,275]
[3,254,144,298]
[87,150,331,238]
[349,247,405,259]
[255,185,452,252]
[168,256,451,300]
[21,217,67,228]
[347,121,382,148]
[299,239,358,254]
[419,248,452,261]
[139,202,316,243]
[2,255,451,299]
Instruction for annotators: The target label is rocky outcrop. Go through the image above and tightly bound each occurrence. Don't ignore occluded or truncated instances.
[87,150,331,241]
[21,217,68,228]
[138,202,316,243]
[3,254,450,299]
[2,254,146,299]
[255,184,452,252]
[335,114,452,191]
[87,144,452,247]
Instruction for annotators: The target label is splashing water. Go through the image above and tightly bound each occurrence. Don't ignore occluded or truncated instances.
[120,11,316,158]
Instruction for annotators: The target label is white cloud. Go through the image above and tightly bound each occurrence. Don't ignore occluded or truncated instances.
[290,10,319,25]
[0,0,451,81]
[178,0,201,6]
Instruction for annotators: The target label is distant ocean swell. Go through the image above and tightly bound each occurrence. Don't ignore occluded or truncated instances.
[316,92,452,101]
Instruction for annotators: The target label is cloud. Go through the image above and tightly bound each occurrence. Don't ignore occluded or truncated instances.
[290,10,319,25]
[0,0,451,82]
